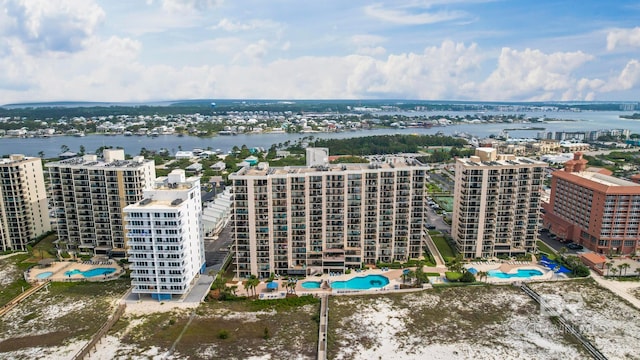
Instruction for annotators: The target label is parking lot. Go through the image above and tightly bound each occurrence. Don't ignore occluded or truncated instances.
[538,230,582,255]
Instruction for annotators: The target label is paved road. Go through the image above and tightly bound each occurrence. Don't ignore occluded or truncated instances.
[204,224,233,271]
[424,205,450,234]
[538,231,580,255]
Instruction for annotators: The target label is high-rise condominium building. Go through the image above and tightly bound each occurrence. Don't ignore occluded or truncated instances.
[543,152,640,255]
[452,148,546,259]
[124,170,206,301]
[0,154,51,251]
[229,148,427,279]
[46,149,155,257]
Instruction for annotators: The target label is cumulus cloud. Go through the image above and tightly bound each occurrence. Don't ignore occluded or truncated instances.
[346,40,481,99]
[479,48,595,101]
[0,0,105,54]
[599,59,640,92]
[606,27,640,51]
[351,34,387,56]
[364,3,466,25]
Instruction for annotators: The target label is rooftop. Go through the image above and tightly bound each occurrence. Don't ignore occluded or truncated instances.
[239,159,423,177]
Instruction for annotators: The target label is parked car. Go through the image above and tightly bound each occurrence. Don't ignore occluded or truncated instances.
[567,243,584,250]
[425,224,436,230]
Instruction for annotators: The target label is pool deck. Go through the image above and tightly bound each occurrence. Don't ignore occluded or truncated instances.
[26,260,124,283]
[237,268,431,299]
[464,262,554,283]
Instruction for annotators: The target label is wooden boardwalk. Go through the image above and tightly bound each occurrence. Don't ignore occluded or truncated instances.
[0,280,51,317]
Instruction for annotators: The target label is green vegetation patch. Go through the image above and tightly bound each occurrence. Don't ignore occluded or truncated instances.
[119,298,320,359]
[536,240,557,260]
[431,234,456,261]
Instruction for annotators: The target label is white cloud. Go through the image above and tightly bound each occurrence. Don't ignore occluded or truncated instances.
[479,48,595,101]
[212,18,280,32]
[600,59,640,92]
[364,3,466,25]
[607,27,640,51]
[0,0,105,54]
[157,0,223,13]
[346,40,481,99]
[351,34,387,56]
[356,46,387,56]
[241,39,269,61]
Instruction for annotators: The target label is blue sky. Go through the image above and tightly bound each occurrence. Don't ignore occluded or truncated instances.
[0,0,639,103]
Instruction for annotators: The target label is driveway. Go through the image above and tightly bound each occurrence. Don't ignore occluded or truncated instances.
[538,232,580,255]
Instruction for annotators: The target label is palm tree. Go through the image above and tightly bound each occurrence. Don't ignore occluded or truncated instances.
[611,267,619,277]
[606,262,613,276]
[620,263,630,277]
[477,271,488,283]
[37,150,45,159]
[246,275,259,297]
[617,264,624,277]
[635,268,640,279]
[558,247,568,259]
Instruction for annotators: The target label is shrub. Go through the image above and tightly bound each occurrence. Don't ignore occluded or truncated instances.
[460,271,476,283]
[445,271,463,282]
[218,329,229,339]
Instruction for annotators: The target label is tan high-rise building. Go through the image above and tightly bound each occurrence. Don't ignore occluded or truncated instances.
[452,148,547,259]
[543,152,640,255]
[0,154,51,251]
[46,149,155,257]
[229,151,427,279]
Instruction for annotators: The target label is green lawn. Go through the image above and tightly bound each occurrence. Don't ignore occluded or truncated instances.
[536,240,557,260]
[431,234,456,261]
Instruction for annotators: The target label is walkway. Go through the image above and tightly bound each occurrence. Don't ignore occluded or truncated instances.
[520,283,607,360]
[591,273,640,310]
[0,280,50,317]
[317,295,329,360]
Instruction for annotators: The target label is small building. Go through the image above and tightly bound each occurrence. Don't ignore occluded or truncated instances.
[210,161,226,171]
[185,163,203,173]
[175,151,194,160]
[580,253,607,275]
[244,156,259,166]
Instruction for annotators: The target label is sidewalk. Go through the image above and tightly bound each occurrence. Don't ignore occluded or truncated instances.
[591,273,640,310]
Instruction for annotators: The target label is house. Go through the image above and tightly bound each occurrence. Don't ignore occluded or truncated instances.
[175,151,194,160]
[210,161,226,171]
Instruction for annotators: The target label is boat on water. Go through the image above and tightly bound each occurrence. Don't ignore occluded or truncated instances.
[73,132,85,137]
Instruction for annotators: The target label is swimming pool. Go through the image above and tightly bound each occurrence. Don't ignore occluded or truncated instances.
[488,269,544,279]
[36,271,53,279]
[331,274,389,290]
[301,281,321,289]
[65,268,116,278]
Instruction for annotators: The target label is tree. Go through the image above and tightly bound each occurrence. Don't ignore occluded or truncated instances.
[558,247,568,259]
[620,263,630,277]
[246,275,260,297]
[79,145,85,156]
[37,150,45,159]
[60,144,69,153]
[635,268,640,278]
[616,264,624,277]
[460,270,476,283]
[611,267,618,277]
[606,262,613,276]
[477,271,488,283]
